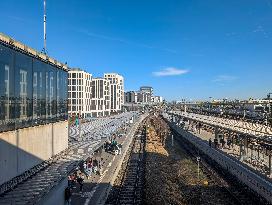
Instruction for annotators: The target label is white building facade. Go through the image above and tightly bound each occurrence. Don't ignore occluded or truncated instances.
[153,96,163,103]
[68,69,92,118]
[104,73,124,113]
[90,78,111,117]
[125,91,138,103]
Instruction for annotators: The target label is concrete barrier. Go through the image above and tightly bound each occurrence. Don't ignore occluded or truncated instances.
[0,121,68,185]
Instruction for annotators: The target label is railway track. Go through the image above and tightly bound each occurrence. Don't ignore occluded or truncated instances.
[170,123,269,205]
[106,125,146,205]
[107,114,269,205]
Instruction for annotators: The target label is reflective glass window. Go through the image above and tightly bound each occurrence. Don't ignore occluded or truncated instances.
[0,44,15,132]
[0,43,67,132]
[33,59,47,124]
[14,51,33,129]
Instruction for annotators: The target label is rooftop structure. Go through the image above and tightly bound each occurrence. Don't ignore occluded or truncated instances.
[140,86,153,96]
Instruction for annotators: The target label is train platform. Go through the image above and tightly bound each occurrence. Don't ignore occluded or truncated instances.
[184,124,271,178]
[70,114,146,205]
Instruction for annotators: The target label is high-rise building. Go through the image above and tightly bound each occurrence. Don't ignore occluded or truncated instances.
[153,96,163,103]
[137,91,151,104]
[139,86,153,103]
[104,73,124,113]
[125,91,138,103]
[90,78,111,117]
[68,68,92,118]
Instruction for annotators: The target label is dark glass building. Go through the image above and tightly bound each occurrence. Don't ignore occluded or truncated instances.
[0,38,68,133]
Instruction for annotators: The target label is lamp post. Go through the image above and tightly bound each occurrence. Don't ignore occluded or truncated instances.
[78,110,82,139]
[209,97,212,114]
[197,156,200,180]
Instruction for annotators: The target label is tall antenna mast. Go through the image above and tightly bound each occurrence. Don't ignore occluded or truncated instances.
[43,0,47,54]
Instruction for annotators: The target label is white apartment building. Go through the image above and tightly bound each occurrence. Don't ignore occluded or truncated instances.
[153,96,163,103]
[137,92,150,104]
[104,73,124,113]
[68,69,92,118]
[125,91,138,103]
[90,78,111,117]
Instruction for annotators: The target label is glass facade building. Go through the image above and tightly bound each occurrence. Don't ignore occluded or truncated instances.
[0,43,68,133]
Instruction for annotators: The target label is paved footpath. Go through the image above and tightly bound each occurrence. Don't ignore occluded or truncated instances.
[71,114,146,205]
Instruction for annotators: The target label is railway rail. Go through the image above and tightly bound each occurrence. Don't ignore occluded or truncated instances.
[106,125,146,205]
[165,114,271,204]
[172,127,267,204]
[107,114,270,205]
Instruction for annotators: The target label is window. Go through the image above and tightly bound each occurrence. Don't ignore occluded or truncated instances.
[72,79,76,85]
[72,92,76,98]
[0,45,15,132]
[0,43,68,132]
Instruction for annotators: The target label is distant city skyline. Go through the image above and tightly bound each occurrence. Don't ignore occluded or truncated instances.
[1,0,271,100]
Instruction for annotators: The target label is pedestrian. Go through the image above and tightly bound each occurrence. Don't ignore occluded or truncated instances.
[198,122,201,134]
[227,138,232,149]
[68,176,72,188]
[77,173,84,192]
[96,160,101,176]
[70,174,76,188]
[117,144,122,155]
[209,138,212,147]
[222,139,226,148]
[83,162,87,170]
[214,138,218,148]
[93,158,98,174]
[64,187,71,205]
[86,161,92,179]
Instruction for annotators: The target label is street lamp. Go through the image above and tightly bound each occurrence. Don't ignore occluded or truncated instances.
[209,97,212,112]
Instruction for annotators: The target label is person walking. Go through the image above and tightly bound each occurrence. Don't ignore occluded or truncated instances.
[93,158,98,174]
[77,173,84,192]
[64,187,71,205]
[209,138,212,147]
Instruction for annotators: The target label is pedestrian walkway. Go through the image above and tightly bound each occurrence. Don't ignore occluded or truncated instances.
[69,114,146,205]
[0,112,139,205]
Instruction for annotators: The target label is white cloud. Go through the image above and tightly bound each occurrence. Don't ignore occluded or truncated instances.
[213,75,238,82]
[152,67,189,77]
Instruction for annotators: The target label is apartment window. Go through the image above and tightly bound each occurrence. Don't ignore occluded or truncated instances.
[72,79,76,85]
[72,92,76,98]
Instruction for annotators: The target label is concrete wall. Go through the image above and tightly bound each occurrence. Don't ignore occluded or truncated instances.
[0,121,68,185]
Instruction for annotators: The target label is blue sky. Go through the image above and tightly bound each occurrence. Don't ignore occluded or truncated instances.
[1,0,272,101]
